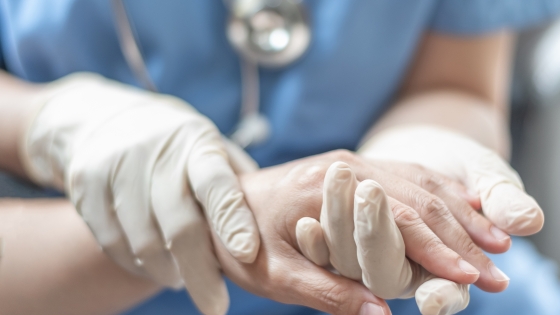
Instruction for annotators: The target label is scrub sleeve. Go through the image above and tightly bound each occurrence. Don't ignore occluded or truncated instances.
[0,20,4,70]
[430,0,560,34]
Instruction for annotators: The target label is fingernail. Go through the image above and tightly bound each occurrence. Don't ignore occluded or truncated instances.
[458,259,480,275]
[490,226,510,242]
[360,303,385,315]
[334,166,352,181]
[488,263,510,282]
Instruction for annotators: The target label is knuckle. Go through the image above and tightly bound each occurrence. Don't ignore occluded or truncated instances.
[328,149,356,164]
[423,238,447,256]
[292,164,328,191]
[392,202,420,223]
[317,282,351,314]
[417,194,448,220]
[457,234,482,258]
[419,238,449,266]
[415,173,445,193]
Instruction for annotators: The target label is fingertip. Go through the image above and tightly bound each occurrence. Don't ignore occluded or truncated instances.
[483,184,544,236]
[415,279,470,315]
[224,229,260,263]
[193,283,230,315]
[355,179,384,201]
[326,161,354,184]
[486,263,510,292]
[296,217,330,266]
[359,302,390,315]
[216,201,261,263]
[486,226,512,253]
[419,249,479,285]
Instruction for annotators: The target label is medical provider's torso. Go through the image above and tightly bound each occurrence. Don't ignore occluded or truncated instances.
[0,0,438,167]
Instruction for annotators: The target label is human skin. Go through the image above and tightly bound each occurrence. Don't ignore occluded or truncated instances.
[0,159,395,315]
[0,153,482,315]
[0,30,520,311]
[358,30,518,293]
[0,199,160,315]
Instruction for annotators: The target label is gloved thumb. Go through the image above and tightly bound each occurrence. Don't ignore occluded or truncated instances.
[464,148,544,236]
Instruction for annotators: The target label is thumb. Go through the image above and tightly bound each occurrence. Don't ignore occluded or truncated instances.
[187,132,260,263]
[286,256,391,315]
[465,148,544,236]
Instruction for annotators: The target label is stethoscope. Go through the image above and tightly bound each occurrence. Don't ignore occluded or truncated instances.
[111,0,311,148]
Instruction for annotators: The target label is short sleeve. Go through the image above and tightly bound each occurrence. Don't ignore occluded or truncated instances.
[431,0,560,34]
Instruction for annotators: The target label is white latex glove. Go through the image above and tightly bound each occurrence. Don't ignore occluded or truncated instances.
[359,125,544,236]
[19,73,261,315]
[296,162,469,315]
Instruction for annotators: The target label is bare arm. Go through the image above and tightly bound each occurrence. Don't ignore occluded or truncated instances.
[0,199,160,315]
[365,31,514,157]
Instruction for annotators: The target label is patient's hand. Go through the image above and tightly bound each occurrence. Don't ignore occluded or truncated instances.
[211,159,391,315]
[212,151,488,314]
[296,162,470,315]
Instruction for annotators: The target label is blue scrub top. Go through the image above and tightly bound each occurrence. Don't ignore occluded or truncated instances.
[2,0,560,314]
[2,0,560,167]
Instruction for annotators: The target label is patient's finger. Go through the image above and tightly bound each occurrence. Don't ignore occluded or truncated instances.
[320,162,361,279]
[388,197,480,285]
[374,172,506,293]
[378,163,510,254]
[281,255,391,315]
[296,217,330,267]
[213,232,391,315]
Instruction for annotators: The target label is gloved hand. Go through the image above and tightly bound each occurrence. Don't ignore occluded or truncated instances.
[19,73,260,315]
[296,162,470,315]
[359,125,544,236]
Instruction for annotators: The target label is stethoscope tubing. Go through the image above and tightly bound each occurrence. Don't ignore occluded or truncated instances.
[111,0,309,148]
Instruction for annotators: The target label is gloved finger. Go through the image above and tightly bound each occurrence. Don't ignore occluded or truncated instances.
[387,197,480,286]
[151,139,229,315]
[68,160,147,279]
[464,150,544,236]
[222,136,260,174]
[111,148,182,288]
[187,130,260,263]
[295,217,330,267]
[320,162,361,280]
[374,172,506,293]
[378,164,510,254]
[355,180,426,299]
[415,279,470,315]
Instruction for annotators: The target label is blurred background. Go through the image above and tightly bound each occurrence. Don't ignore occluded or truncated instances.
[1,17,560,268]
[512,16,560,266]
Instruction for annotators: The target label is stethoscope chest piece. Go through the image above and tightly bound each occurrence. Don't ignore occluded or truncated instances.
[227,0,310,67]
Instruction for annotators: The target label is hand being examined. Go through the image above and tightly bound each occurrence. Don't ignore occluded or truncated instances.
[212,150,510,315]
[296,162,469,315]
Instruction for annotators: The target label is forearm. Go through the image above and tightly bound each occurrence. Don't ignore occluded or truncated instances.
[366,90,510,157]
[0,199,160,315]
[0,70,43,177]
